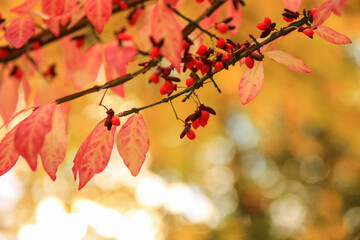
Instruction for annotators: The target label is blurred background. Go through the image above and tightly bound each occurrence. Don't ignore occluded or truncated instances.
[1,0,360,239]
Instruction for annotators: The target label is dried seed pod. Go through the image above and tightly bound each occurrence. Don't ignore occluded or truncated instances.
[249,52,263,61]
[201,105,216,115]
[260,28,271,38]
[191,110,202,122]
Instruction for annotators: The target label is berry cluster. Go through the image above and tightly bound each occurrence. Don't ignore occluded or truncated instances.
[180,104,216,140]
[104,109,121,131]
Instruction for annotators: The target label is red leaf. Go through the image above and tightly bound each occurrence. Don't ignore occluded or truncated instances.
[11,0,39,14]
[315,25,352,45]
[116,114,149,177]
[14,103,56,170]
[42,0,65,36]
[104,41,138,76]
[282,0,302,11]
[4,17,36,48]
[226,0,242,36]
[312,0,333,28]
[60,0,78,26]
[239,61,264,105]
[151,0,182,72]
[264,50,312,73]
[200,2,221,29]
[0,74,21,124]
[84,0,112,34]
[72,120,116,190]
[163,0,178,7]
[39,105,67,181]
[0,124,21,176]
[331,0,348,16]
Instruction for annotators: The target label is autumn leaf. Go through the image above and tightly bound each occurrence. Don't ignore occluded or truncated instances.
[0,74,21,124]
[331,0,348,16]
[315,26,352,45]
[239,61,264,105]
[14,103,56,170]
[4,17,36,48]
[72,120,116,190]
[39,105,67,181]
[59,0,78,26]
[0,124,21,176]
[282,0,302,11]
[151,0,182,72]
[226,0,242,36]
[312,0,333,28]
[42,0,65,36]
[116,114,149,177]
[84,0,112,34]
[104,41,138,76]
[11,0,39,14]
[264,50,312,73]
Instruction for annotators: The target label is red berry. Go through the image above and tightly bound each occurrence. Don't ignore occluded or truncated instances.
[186,77,195,87]
[216,23,229,34]
[226,43,234,53]
[311,7,318,17]
[198,110,210,127]
[303,28,314,37]
[192,119,200,129]
[0,48,8,58]
[76,38,85,48]
[195,59,203,71]
[185,57,196,69]
[186,129,196,140]
[116,32,133,41]
[256,21,268,31]
[216,37,226,49]
[214,61,223,71]
[201,64,210,75]
[113,0,119,3]
[33,40,41,50]
[264,17,272,26]
[111,116,121,126]
[118,0,128,9]
[130,8,143,26]
[195,0,204,3]
[14,68,23,79]
[182,40,190,50]
[150,46,161,59]
[150,73,160,84]
[283,16,294,22]
[196,45,208,56]
[160,80,174,95]
[222,54,232,62]
[245,56,254,69]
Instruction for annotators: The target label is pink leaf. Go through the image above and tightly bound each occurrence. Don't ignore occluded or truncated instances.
[42,0,65,36]
[4,17,36,48]
[84,0,112,34]
[312,0,333,28]
[151,0,182,72]
[104,63,125,98]
[226,0,242,36]
[39,105,67,181]
[14,103,56,170]
[331,0,348,16]
[315,25,352,45]
[116,114,149,177]
[0,124,21,176]
[200,2,221,29]
[264,50,312,73]
[239,61,264,105]
[72,120,116,190]
[282,0,302,11]
[60,0,78,26]
[0,75,21,124]
[104,41,138,76]
[11,0,39,14]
